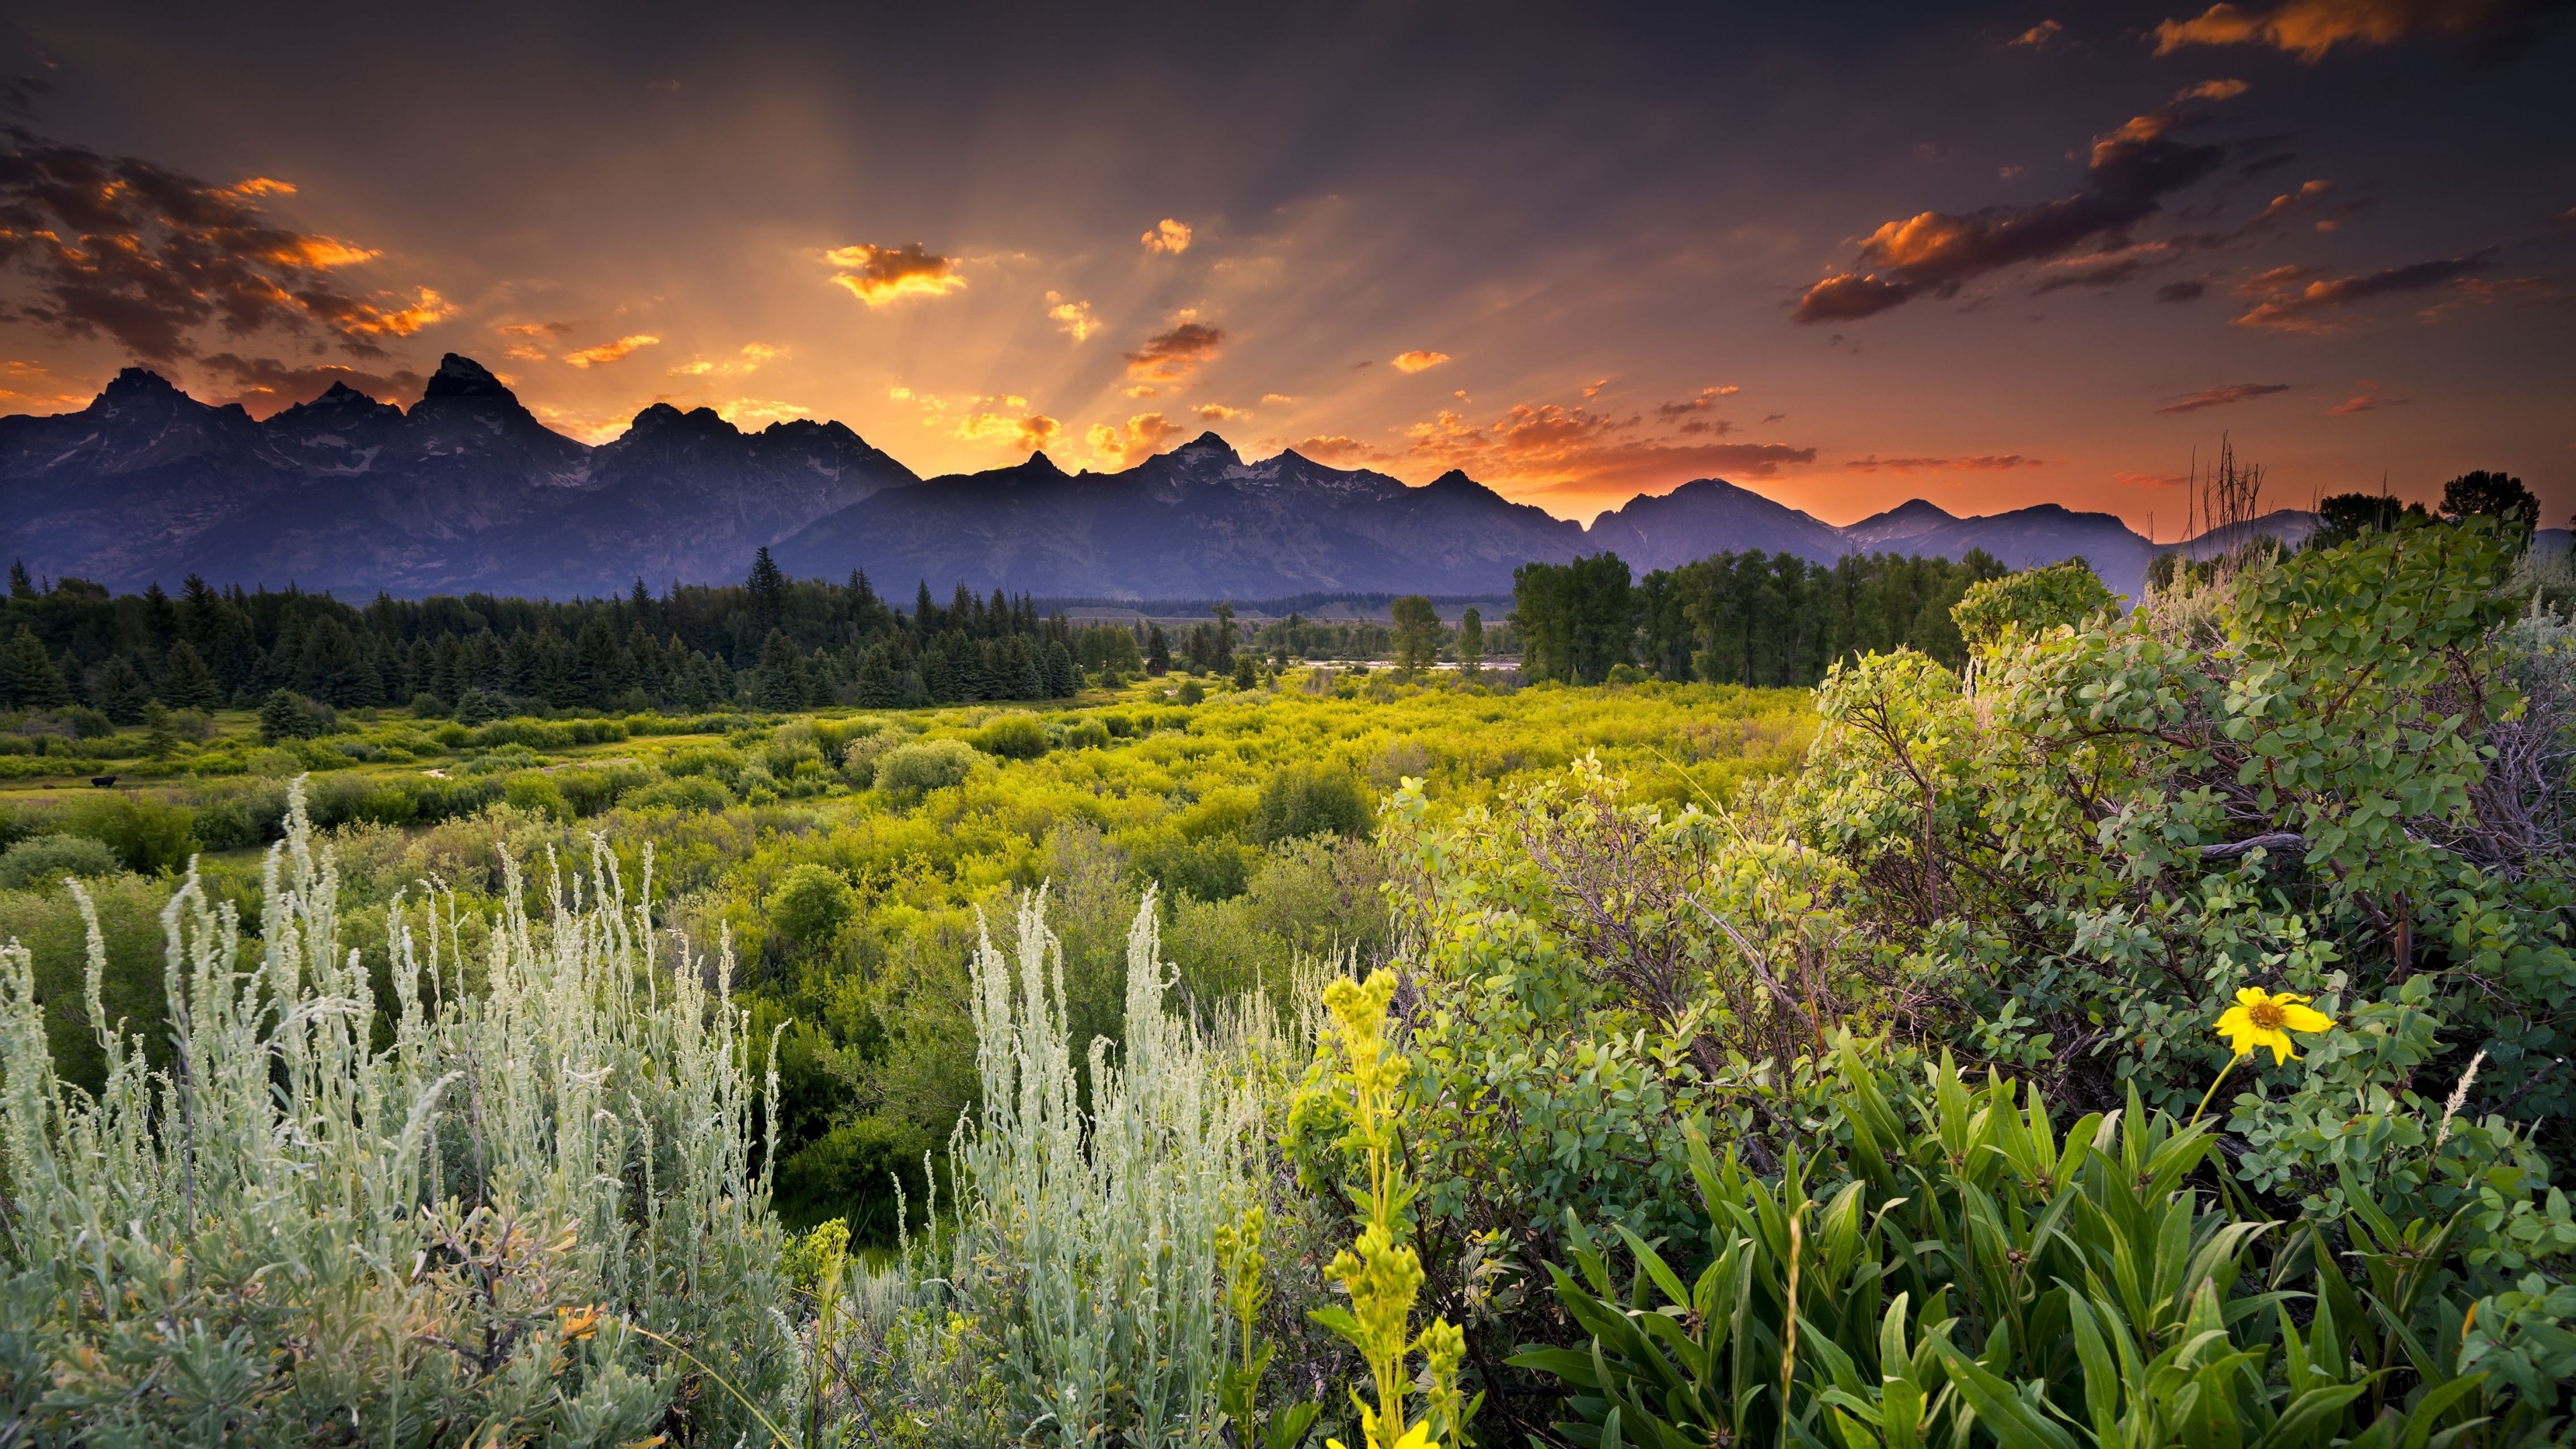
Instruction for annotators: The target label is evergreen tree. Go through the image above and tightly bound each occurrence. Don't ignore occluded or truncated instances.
[141,582,178,646]
[296,616,378,707]
[746,546,788,638]
[1145,623,1171,675]
[855,643,902,707]
[85,655,156,723]
[258,689,329,743]
[1212,602,1236,669]
[142,701,178,760]
[0,627,70,708]
[7,559,30,599]
[1044,640,1078,698]
[751,629,812,710]
[156,639,223,709]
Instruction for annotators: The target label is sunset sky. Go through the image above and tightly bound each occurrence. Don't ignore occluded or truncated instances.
[1,1,2569,536]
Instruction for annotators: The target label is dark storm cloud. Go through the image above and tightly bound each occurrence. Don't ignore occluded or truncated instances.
[2157,278,2208,301]
[0,131,447,362]
[1794,102,2229,323]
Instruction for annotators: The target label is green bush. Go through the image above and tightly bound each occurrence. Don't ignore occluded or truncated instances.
[0,834,123,890]
[256,688,333,743]
[972,710,1051,759]
[187,781,289,850]
[1949,556,2115,645]
[52,792,198,874]
[500,771,571,820]
[625,774,732,812]
[1515,1038,2574,1448]
[1250,763,1373,844]
[1130,831,1256,902]
[769,863,855,953]
[874,738,977,796]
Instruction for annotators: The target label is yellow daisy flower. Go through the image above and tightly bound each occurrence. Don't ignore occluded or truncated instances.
[2214,986,2334,1065]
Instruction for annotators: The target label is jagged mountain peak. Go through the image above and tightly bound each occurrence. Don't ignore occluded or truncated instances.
[100,366,186,401]
[625,401,741,439]
[421,353,513,402]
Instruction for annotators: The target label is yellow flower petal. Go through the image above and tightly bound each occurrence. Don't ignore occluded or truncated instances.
[2276,1002,2334,1033]
[2235,986,2271,1008]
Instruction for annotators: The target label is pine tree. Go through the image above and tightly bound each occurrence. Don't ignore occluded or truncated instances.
[747,547,787,638]
[751,629,811,710]
[7,560,31,600]
[156,639,223,709]
[1456,607,1485,675]
[0,627,70,708]
[85,655,156,723]
[142,701,177,760]
[1146,623,1171,676]
[855,643,901,708]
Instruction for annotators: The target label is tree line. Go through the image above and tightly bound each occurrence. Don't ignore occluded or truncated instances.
[0,549,1216,722]
[1511,547,2011,686]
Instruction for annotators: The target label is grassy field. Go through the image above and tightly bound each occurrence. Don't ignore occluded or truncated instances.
[0,667,1812,1230]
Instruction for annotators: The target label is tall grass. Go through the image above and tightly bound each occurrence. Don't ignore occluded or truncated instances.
[0,780,792,1445]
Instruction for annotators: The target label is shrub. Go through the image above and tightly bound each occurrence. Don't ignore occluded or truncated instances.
[625,774,733,812]
[52,792,198,874]
[1130,831,1256,902]
[0,833,123,890]
[973,710,1050,759]
[930,890,1251,1445]
[1250,763,1373,845]
[770,863,855,953]
[500,771,571,820]
[874,739,977,796]
[1177,680,1206,706]
[187,780,289,850]
[0,786,796,1441]
[1062,718,1111,749]
[256,688,333,743]
[1949,556,2114,645]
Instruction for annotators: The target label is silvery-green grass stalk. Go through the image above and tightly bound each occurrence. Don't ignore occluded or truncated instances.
[941,883,1252,1448]
[0,780,792,1446]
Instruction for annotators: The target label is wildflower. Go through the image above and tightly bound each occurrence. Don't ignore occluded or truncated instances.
[2215,986,2334,1065]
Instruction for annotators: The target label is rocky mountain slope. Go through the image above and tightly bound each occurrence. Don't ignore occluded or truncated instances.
[7,360,2188,600]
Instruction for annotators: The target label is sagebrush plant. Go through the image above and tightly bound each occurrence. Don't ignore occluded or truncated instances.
[934,885,1254,1446]
[0,780,793,1446]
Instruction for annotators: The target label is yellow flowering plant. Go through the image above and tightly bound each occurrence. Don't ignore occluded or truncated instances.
[1301,970,1479,1449]
[2192,984,2336,1124]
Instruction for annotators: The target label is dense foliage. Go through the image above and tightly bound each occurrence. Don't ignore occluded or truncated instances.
[1514,547,2010,686]
[2,515,2572,1446]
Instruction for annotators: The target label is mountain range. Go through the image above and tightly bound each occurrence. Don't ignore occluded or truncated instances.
[5,354,2225,602]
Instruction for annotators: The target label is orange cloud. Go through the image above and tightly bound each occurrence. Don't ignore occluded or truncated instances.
[1195,402,1251,421]
[2153,0,2514,60]
[1087,413,1185,468]
[1140,218,1193,254]
[0,136,446,362]
[1260,392,1297,405]
[669,342,784,376]
[2177,77,2251,100]
[1795,97,2236,323]
[2230,251,2490,331]
[2011,19,2064,46]
[1655,384,1739,418]
[494,320,574,337]
[2326,382,2408,414]
[1399,399,1818,514]
[2154,381,2292,413]
[714,397,812,427]
[1044,290,1099,341]
[1293,435,1387,467]
[824,242,968,305]
[1391,349,1451,372]
[1124,320,1225,383]
[1840,454,2047,472]
[563,333,661,368]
